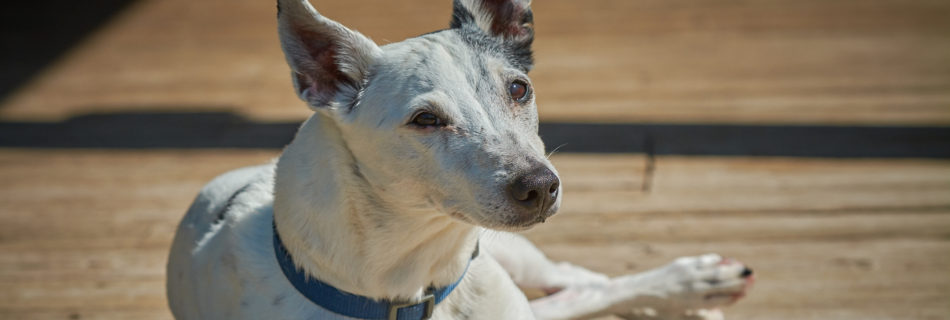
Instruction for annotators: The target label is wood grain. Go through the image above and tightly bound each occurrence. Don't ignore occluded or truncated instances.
[1,0,948,124]
[1,151,948,319]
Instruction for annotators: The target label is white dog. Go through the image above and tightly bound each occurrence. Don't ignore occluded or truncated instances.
[166,0,753,319]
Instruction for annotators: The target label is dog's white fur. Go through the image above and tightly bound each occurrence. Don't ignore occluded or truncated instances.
[166,0,751,319]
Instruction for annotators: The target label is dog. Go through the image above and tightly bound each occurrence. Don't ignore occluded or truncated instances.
[166,0,754,319]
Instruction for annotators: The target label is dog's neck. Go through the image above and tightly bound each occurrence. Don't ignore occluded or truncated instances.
[273,113,479,300]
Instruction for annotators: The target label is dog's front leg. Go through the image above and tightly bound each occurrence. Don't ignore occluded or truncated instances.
[483,232,610,292]
[528,253,753,320]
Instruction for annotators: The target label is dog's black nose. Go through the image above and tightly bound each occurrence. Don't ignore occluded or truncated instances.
[741,267,754,278]
[509,166,560,215]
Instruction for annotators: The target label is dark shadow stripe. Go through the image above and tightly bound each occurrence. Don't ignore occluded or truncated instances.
[538,123,950,158]
[0,111,948,158]
[0,112,297,149]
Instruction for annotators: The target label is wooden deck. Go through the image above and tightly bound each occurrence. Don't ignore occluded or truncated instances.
[1,0,949,319]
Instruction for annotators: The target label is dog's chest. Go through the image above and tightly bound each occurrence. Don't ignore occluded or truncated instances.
[430,256,536,320]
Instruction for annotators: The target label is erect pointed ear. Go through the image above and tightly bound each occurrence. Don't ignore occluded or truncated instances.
[277,0,381,110]
[450,0,534,70]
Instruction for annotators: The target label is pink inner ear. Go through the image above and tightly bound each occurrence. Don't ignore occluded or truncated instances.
[293,25,349,103]
[483,0,531,38]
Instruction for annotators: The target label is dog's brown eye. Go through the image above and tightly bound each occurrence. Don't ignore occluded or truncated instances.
[509,80,530,102]
[410,112,444,127]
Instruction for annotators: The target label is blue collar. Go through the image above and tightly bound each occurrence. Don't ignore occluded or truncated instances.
[273,222,477,320]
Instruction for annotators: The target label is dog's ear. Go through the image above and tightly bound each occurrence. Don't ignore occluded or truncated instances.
[450,0,534,71]
[277,0,381,110]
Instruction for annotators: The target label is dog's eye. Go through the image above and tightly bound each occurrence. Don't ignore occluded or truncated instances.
[508,80,530,102]
[410,112,444,127]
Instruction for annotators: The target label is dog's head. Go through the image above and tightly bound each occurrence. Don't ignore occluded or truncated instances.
[277,0,558,231]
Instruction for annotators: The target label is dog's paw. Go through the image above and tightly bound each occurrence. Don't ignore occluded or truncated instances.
[606,253,753,316]
[650,253,753,309]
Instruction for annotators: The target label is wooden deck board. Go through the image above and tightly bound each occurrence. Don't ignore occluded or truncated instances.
[0,150,947,319]
[1,0,948,124]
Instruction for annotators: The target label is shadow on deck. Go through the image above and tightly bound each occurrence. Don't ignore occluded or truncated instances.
[1,110,948,158]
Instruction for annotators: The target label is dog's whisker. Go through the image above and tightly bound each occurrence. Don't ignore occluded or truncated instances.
[546,143,568,159]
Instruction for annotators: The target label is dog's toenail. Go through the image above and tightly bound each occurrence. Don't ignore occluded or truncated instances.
[740,267,753,278]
